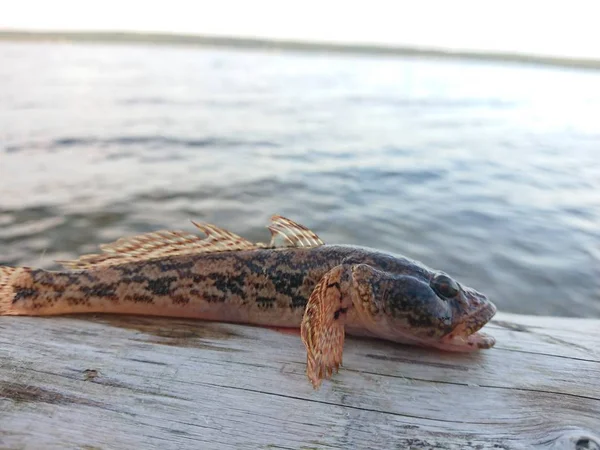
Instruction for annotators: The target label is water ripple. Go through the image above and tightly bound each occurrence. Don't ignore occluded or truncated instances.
[5,135,279,153]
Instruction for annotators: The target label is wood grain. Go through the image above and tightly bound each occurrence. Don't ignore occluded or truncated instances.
[1,312,599,449]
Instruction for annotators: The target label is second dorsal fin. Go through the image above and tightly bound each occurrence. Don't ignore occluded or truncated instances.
[267,215,324,248]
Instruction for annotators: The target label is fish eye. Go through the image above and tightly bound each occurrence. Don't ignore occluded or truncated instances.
[431,273,460,299]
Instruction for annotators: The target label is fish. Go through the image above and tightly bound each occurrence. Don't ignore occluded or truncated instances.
[0,215,497,388]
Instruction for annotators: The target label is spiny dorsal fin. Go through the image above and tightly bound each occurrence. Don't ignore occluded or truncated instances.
[57,222,256,270]
[268,215,324,248]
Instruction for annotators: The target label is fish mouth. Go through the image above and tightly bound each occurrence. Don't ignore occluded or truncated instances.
[435,302,498,352]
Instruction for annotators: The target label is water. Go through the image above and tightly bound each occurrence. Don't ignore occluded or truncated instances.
[1,41,599,318]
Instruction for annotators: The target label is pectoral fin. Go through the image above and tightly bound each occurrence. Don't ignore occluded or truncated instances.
[300,265,353,389]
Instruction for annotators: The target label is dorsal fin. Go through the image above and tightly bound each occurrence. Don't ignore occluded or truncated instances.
[57,215,325,270]
[57,222,256,270]
[267,215,324,248]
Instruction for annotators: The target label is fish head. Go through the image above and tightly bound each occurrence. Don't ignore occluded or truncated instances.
[350,263,497,352]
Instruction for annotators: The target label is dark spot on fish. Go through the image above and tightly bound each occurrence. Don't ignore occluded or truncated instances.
[244,255,268,274]
[79,283,117,298]
[291,294,307,309]
[327,281,341,290]
[208,272,245,297]
[256,296,275,308]
[204,294,225,303]
[272,272,305,295]
[83,271,100,282]
[172,295,189,305]
[115,265,137,276]
[154,259,195,273]
[121,274,147,284]
[146,277,177,296]
[29,270,71,288]
[334,307,348,320]
[12,288,39,303]
[126,294,154,303]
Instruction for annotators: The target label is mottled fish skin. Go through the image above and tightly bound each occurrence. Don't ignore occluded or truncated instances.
[1,244,495,348]
[6,245,345,324]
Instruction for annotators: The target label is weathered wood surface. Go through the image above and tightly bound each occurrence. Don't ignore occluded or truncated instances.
[1,312,599,450]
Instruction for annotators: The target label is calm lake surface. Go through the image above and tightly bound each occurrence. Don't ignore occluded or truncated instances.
[1,41,599,318]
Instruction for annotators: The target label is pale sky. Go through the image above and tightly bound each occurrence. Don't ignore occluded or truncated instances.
[2,0,600,59]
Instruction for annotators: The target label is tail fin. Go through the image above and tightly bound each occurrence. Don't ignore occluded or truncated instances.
[0,266,17,315]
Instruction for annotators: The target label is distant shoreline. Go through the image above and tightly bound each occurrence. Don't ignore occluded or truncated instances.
[2,29,600,71]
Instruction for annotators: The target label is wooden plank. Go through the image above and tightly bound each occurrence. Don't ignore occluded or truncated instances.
[0,312,599,450]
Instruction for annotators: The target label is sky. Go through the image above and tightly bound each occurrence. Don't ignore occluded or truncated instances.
[2,0,600,59]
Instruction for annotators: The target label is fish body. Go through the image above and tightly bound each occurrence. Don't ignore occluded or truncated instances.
[0,215,497,387]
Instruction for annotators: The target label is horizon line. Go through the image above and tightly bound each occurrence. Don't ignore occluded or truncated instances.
[2,29,600,71]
